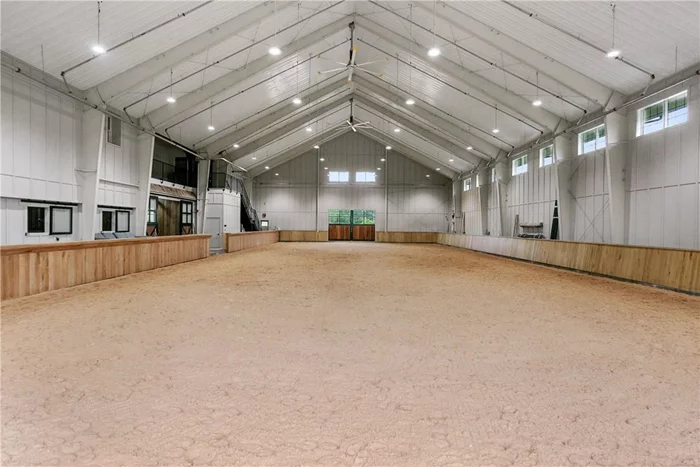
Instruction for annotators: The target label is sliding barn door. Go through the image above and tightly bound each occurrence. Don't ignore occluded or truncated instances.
[328,209,375,241]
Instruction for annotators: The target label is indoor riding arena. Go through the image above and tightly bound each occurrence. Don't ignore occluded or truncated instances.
[1,1,699,466]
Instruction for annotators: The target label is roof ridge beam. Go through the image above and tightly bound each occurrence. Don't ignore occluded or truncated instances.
[145,14,353,129]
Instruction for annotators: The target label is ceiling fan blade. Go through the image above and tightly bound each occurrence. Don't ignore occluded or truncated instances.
[350,46,358,66]
[355,59,386,67]
[319,67,348,74]
[351,126,357,132]
[347,68,354,82]
[357,68,384,79]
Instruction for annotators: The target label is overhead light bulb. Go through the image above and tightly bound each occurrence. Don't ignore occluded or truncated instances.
[275,173,279,176]
[380,158,386,162]
[265,166,270,170]
[393,128,400,133]
[405,98,415,105]
[436,168,441,171]
[305,127,312,132]
[207,125,215,131]
[532,99,542,107]
[606,49,620,58]
[268,46,282,56]
[377,168,381,171]
[292,97,302,105]
[92,44,106,55]
[252,156,257,160]
[166,96,176,104]
[427,47,441,57]
[449,158,454,162]
[426,174,431,177]
[492,128,499,134]
[319,158,325,161]
[313,145,320,149]
[233,144,239,148]
[385,146,391,150]
[324,167,329,170]
[467,146,473,150]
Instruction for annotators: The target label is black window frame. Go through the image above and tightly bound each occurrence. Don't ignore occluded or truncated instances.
[49,206,73,235]
[115,210,130,233]
[27,206,47,234]
[101,211,114,232]
[181,201,194,227]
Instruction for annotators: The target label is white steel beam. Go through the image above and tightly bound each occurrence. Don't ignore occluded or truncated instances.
[355,17,561,131]
[354,76,503,157]
[203,78,349,155]
[354,95,484,166]
[424,2,611,107]
[225,90,353,161]
[90,2,290,105]
[145,16,353,129]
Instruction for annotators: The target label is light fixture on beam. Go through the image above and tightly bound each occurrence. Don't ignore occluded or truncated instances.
[385,146,391,150]
[313,145,320,149]
[467,146,473,150]
[207,125,215,131]
[405,98,415,106]
[91,2,105,55]
[166,69,176,103]
[393,128,400,133]
[292,97,302,105]
[606,3,620,59]
[319,158,325,162]
[275,173,279,176]
[380,158,386,162]
[532,71,542,106]
[233,144,240,149]
[377,167,381,171]
[427,47,440,57]
[305,127,312,132]
[426,174,431,178]
[436,168,441,171]
[92,45,106,55]
[449,158,454,162]
[265,166,270,170]
[606,49,620,58]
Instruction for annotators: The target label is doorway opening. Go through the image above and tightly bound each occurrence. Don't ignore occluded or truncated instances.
[328,209,375,241]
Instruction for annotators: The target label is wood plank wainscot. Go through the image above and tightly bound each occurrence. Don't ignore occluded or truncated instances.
[375,231,438,243]
[1,235,211,301]
[225,231,280,253]
[437,234,700,295]
[279,231,329,242]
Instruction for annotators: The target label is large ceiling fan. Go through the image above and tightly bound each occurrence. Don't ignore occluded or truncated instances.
[317,21,387,82]
[329,98,371,132]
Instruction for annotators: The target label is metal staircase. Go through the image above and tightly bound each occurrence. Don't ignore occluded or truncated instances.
[240,185,261,232]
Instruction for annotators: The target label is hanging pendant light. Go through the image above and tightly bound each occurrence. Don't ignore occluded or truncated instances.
[406,4,416,106]
[492,104,499,133]
[268,0,282,56]
[207,101,215,131]
[427,0,440,57]
[166,69,176,103]
[606,3,620,58]
[532,71,542,106]
[92,1,106,54]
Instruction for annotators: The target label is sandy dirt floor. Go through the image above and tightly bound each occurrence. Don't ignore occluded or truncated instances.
[2,242,699,466]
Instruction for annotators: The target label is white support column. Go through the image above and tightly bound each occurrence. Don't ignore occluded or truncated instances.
[554,133,576,241]
[494,160,510,236]
[605,110,628,244]
[196,160,211,235]
[477,168,490,235]
[76,109,105,241]
[134,133,155,236]
[452,178,462,234]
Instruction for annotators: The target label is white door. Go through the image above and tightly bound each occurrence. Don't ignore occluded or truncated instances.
[205,217,222,250]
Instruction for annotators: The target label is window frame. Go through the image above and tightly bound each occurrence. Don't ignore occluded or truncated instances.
[328,171,349,183]
[512,154,528,176]
[49,206,73,235]
[101,210,114,232]
[491,168,496,183]
[26,206,47,234]
[147,196,158,225]
[355,171,377,183]
[180,201,194,228]
[539,145,554,167]
[578,124,606,155]
[637,90,688,137]
[106,116,122,147]
[463,177,472,191]
[115,210,130,233]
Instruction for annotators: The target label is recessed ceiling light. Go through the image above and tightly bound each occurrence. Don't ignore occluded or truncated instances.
[385,146,391,150]
[233,144,239,148]
[166,96,176,104]
[275,173,279,176]
[268,46,282,56]
[532,99,542,107]
[393,128,400,133]
[319,158,325,161]
[380,158,385,162]
[293,97,302,105]
[449,158,454,162]
[313,145,320,149]
[606,49,620,58]
[252,156,257,160]
[427,47,440,57]
[324,167,329,170]
[405,98,415,105]
[436,168,441,171]
[265,166,270,170]
[492,128,500,134]
[92,44,106,55]
[305,127,312,132]
[207,125,215,131]
[467,146,473,150]
[377,167,381,171]
[426,174,431,177]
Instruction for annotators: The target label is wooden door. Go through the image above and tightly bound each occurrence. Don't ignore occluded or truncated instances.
[157,199,180,236]
[352,225,375,241]
[329,224,351,241]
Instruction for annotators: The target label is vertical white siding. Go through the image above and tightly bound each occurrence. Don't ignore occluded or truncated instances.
[570,149,611,243]
[505,151,557,237]
[98,124,139,209]
[253,132,450,232]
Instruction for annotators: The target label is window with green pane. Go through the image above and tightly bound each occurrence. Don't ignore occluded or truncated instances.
[667,92,688,127]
